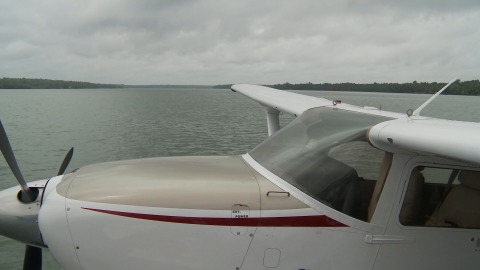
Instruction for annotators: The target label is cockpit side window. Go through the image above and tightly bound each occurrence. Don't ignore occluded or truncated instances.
[400,166,480,229]
[324,140,387,221]
[249,107,391,222]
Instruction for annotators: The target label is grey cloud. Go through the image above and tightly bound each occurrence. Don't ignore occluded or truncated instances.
[0,0,479,84]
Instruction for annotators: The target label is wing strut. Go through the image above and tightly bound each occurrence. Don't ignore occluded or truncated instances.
[412,78,457,117]
[265,107,280,136]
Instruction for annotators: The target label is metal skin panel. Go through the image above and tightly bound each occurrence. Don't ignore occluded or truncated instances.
[369,118,480,166]
[242,226,380,270]
[65,202,259,270]
[39,176,83,270]
[47,200,349,269]
[57,156,261,210]
[54,156,262,269]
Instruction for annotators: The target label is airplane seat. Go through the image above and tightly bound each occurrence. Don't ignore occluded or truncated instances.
[399,167,425,225]
[315,157,359,214]
[342,178,359,217]
[426,170,480,228]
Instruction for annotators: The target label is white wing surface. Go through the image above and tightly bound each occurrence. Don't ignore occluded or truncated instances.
[231,84,403,119]
[369,118,480,165]
[231,84,332,116]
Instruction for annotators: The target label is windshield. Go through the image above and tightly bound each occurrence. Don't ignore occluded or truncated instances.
[250,107,391,220]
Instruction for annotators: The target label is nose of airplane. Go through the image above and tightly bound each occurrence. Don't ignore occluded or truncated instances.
[0,180,46,247]
[1,120,74,269]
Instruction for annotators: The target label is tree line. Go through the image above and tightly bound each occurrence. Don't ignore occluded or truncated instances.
[3,77,479,95]
[215,80,480,95]
[271,80,480,95]
[0,77,123,89]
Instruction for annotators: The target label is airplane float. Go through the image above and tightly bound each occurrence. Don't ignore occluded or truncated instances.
[1,79,479,270]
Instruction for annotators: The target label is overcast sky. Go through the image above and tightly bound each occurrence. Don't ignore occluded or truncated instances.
[0,0,479,85]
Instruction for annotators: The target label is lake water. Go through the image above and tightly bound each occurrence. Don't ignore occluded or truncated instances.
[0,87,479,269]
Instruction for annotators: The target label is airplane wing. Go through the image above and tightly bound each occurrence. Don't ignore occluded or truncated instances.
[231,84,332,116]
[231,84,404,118]
[369,118,480,165]
[232,84,480,165]
[231,84,404,137]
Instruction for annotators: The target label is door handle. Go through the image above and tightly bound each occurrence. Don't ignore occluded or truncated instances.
[266,191,290,197]
[365,235,415,244]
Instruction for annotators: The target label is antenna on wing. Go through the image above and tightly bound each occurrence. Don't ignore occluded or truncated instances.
[410,78,458,117]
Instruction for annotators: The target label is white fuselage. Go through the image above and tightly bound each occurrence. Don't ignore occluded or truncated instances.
[36,153,480,270]
[38,156,376,270]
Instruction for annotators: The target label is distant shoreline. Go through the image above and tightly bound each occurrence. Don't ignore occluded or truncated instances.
[0,78,123,89]
[0,78,217,90]
[215,80,480,95]
[1,77,479,95]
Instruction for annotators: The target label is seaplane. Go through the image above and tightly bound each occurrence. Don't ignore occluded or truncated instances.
[1,79,479,270]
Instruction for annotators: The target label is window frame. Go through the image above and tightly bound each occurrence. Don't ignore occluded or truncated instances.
[398,162,480,230]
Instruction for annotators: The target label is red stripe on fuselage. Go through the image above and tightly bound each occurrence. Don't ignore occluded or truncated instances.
[82,207,347,227]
